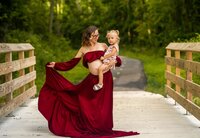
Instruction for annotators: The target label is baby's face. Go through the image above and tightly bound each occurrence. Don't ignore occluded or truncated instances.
[107,32,118,45]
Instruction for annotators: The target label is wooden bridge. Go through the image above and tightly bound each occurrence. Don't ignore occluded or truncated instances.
[0,43,200,138]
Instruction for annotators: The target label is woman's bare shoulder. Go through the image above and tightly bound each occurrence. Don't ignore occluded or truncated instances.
[97,42,108,48]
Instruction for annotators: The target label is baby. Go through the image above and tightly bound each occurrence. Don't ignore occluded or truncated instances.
[93,30,120,91]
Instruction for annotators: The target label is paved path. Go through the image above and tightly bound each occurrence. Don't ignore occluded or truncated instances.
[1,57,200,138]
[112,56,147,91]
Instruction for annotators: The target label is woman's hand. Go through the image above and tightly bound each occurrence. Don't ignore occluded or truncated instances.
[47,62,55,68]
[108,60,116,68]
[100,56,104,60]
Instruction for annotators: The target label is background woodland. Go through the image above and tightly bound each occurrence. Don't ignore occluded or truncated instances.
[0,0,200,96]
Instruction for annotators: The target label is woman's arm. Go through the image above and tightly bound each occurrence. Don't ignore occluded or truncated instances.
[75,47,84,58]
[47,47,83,71]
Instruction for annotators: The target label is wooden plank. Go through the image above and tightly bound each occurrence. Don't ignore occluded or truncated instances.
[175,58,185,69]
[166,42,200,52]
[165,56,175,66]
[0,86,36,117]
[165,71,200,98]
[184,60,199,75]
[0,81,13,97]
[166,85,200,121]
[13,71,36,90]
[0,71,36,97]
[165,57,200,75]
[165,57,185,69]
[185,80,200,98]
[0,43,34,53]
[0,56,36,76]
[165,71,185,89]
[187,60,200,75]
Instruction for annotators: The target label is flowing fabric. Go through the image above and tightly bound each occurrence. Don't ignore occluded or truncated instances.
[38,51,139,138]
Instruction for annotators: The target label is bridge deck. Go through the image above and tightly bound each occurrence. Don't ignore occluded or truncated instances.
[0,91,200,138]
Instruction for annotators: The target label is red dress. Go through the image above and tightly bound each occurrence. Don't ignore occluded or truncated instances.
[38,51,139,138]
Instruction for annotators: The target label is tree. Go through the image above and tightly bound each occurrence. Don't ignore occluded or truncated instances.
[49,0,54,33]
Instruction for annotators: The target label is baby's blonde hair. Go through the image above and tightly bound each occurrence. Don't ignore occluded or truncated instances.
[106,30,120,43]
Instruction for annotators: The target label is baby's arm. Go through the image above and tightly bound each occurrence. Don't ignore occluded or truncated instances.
[100,46,117,61]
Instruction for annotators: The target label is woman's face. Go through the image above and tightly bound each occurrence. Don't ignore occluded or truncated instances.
[90,30,99,43]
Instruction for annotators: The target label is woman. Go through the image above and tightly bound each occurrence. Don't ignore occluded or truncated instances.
[38,25,139,138]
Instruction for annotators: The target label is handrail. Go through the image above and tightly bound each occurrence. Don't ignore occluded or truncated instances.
[0,43,36,117]
[165,42,200,121]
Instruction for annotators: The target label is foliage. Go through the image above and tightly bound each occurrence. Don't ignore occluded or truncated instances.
[135,0,200,48]
[0,0,200,97]
[61,0,108,47]
[1,0,200,47]
[187,33,200,42]
[0,0,49,41]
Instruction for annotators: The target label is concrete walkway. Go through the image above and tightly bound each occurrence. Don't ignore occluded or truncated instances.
[0,91,200,138]
[114,91,200,138]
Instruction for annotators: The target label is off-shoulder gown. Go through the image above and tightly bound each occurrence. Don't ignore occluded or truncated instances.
[38,51,139,138]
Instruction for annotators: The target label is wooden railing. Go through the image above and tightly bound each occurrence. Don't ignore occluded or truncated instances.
[0,43,36,117]
[165,42,200,121]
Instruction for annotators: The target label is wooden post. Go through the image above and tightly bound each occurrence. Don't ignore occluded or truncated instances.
[18,51,25,94]
[175,51,180,93]
[5,52,13,102]
[166,49,171,87]
[186,51,193,101]
[166,49,176,104]
[29,50,35,90]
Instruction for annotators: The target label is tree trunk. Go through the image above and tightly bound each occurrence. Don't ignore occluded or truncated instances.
[49,0,54,33]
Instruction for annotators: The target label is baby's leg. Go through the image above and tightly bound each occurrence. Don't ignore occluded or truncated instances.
[98,64,108,85]
[93,64,110,91]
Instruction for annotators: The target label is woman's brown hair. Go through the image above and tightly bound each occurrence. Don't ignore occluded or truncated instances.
[81,25,98,47]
